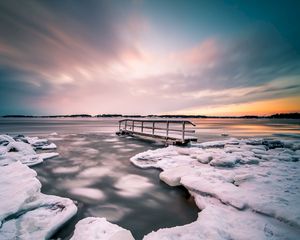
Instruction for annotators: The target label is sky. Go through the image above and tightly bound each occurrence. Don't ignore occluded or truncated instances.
[0,0,299,116]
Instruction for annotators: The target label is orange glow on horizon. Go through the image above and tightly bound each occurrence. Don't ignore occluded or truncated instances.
[173,96,300,116]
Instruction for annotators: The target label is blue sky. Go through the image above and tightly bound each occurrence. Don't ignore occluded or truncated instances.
[0,0,299,115]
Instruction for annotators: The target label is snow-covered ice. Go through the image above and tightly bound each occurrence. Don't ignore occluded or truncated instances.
[0,161,77,239]
[131,138,300,240]
[0,134,59,166]
[70,217,134,240]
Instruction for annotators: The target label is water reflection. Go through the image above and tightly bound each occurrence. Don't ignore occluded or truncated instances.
[115,174,154,198]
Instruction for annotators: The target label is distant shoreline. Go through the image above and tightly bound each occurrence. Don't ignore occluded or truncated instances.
[1,113,300,119]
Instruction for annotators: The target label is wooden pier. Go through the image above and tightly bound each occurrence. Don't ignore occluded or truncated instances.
[116,119,197,145]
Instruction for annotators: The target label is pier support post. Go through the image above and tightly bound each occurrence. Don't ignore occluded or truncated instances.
[152,122,155,135]
[182,122,185,143]
[166,121,169,139]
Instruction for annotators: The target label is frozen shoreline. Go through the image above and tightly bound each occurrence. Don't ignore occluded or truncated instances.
[131,138,300,239]
[1,132,300,239]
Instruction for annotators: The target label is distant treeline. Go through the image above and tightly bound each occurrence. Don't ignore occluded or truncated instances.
[2,112,300,119]
[2,114,93,118]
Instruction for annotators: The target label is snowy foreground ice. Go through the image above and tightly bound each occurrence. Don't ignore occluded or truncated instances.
[0,134,77,239]
[71,217,134,240]
[2,133,300,240]
[131,138,300,240]
[0,134,58,166]
[0,162,77,239]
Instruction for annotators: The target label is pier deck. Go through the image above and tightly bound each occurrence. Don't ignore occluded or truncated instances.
[116,119,197,145]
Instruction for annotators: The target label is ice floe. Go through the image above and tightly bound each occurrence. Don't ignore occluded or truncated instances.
[131,138,300,240]
[0,134,58,166]
[0,161,77,239]
[70,217,134,240]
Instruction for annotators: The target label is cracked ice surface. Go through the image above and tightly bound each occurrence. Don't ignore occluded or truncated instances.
[70,217,134,240]
[0,161,77,239]
[131,138,300,240]
[0,134,58,166]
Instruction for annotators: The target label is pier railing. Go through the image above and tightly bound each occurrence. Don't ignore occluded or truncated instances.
[117,119,197,144]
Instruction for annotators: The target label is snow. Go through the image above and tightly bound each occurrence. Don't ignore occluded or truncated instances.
[70,217,134,240]
[131,138,300,240]
[0,134,59,166]
[0,161,77,239]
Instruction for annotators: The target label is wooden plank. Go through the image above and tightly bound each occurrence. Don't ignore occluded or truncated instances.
[119,130,197,141]
[120,130,196,141]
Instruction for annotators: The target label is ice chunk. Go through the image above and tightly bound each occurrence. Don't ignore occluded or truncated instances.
[37,152,59,160]
[39,142,57,150]
[6,141,36,155]
[0,162,77,239]
[196,153,213,164]
[0,134,15,145]
[0,134,59,166]
[0,195,77,240]
[159,165,200,186]
[70,217,134,240]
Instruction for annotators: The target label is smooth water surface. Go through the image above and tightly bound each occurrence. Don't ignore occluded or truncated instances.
[34,133,197,239]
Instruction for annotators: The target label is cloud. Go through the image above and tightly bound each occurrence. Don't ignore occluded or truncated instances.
[0,0,142,81]
[126,23,300,113]
[0,1,299,115]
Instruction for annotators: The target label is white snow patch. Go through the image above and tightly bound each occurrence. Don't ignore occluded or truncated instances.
[70,217,134,240]
[0,134,59,166]
[0,161,77,239]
